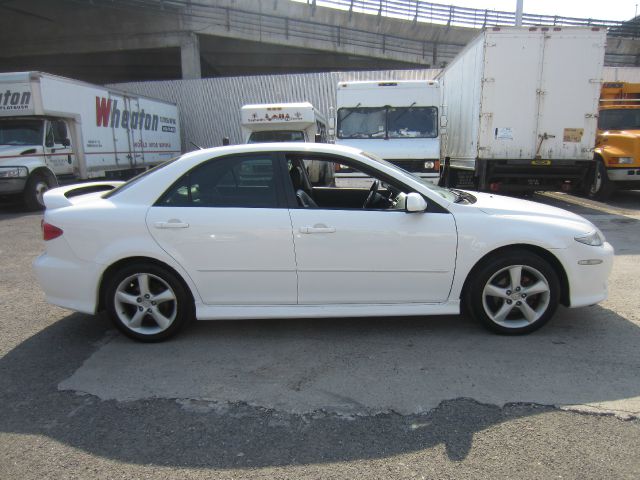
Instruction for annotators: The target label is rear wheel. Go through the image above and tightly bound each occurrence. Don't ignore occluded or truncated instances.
[466,250,560,335]
[105,263,193,342]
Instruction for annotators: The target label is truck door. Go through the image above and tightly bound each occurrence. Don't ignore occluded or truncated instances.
[535,32,603,160]
[44,119,77,176]
[479,33,543,159]
[124,96,145,169]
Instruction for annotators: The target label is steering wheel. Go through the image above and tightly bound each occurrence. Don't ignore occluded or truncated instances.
[363,180,380,208]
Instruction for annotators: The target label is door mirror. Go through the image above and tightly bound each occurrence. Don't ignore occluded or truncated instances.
[406,192,428,213]
[61,138,71,147]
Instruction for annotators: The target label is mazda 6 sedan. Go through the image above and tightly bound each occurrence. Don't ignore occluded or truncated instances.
[34,143,614,342]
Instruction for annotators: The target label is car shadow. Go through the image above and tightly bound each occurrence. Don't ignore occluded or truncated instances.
[1,305,639,467]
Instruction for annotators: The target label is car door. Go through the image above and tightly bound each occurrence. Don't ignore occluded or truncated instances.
[287,155,458,305]
[146,153,297,306]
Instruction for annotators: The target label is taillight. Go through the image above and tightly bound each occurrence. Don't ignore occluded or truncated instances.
[42,221,63,241]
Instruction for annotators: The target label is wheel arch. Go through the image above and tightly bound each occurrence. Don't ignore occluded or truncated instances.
[29,166,58,185]
[97,256,196,313]
[460,244,570,308]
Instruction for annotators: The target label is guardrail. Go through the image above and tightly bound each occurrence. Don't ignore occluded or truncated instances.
[297,0,640,37]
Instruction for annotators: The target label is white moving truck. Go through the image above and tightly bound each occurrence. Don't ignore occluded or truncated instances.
[438,27,606,194]
[241,102,331,184]
[335,80,441,182]
[0,71,181,209]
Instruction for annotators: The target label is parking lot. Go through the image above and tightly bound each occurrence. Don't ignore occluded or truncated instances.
[1,191,639,479]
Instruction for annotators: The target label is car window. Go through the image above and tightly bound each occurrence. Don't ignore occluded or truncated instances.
[157,154,279,208]
[286,153,413,211]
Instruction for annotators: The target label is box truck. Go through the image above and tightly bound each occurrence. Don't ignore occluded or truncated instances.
[438,27,606,194]
[240,102,332,184]
[335,80,441,183]
[0,72,181,209]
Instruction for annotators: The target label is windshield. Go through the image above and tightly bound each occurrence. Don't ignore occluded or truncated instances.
[598,108,640,130]
[0,119,44,146]
[359,150,457,202]
[247,130,305,143]
[337,106,438,139]
[388,107,437,138]
[337,107,386,139]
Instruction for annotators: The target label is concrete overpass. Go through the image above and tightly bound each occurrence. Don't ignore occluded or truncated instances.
[0,0,638,83]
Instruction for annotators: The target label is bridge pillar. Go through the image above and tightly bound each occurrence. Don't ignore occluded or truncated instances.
[181,33,202,79]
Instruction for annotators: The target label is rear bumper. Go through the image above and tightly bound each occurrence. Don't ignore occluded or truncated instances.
[480,159,593,191]
[33,252,102,314]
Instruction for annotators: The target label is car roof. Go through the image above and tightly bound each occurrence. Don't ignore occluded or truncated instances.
[185,142,365,159]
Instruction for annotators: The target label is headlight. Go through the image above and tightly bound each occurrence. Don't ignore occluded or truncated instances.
[423,161,435,169]
[614,157,634,164]
[575,230,604,246]
[0,166,28,178]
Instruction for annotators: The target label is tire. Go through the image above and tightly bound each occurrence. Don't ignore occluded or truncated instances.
[465,250,560,335]
[104,262,194,342]
[587,160,615,201]
[23,172,54,211]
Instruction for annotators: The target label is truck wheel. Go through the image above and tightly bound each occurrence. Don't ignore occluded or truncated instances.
[23,172,54,211]
[588,160,615,201]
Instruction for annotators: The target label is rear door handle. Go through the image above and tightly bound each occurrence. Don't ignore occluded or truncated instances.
[299,225,336,234]
[154,220,189,229]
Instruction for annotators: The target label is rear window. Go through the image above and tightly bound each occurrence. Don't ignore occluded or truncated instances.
[102,157,180,199]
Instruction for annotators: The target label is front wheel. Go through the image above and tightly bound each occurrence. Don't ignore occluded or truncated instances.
[105,263,194,342]
[587,160,615,201]
[466,250,560,334]
[23,172,55,211]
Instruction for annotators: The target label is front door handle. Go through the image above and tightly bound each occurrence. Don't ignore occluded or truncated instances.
[154,220,189,229]
[299,224,336,234]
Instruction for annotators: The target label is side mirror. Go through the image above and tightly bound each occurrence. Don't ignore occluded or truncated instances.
[62,138,70,147]
[314,133,321,143]
[222,136,230,146]
[406,192,428,213]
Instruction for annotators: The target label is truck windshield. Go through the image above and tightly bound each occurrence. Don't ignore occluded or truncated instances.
[337,107,386,139]
[598,109,640,130]
[248,131,305,143]
[338,106,437,139]
[388,107,437,138]
[0,119,44,146]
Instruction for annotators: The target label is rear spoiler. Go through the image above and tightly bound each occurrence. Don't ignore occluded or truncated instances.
[43,181,124,210]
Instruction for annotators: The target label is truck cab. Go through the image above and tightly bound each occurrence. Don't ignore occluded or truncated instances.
[591,82,640,199]
[0,116,75,209]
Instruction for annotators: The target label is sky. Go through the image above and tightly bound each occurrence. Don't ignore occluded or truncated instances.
[447,0,637,22]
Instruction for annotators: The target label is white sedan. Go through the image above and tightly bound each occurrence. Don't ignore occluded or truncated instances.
[34,144,613,342]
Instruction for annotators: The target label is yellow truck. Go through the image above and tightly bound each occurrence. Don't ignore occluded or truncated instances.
[591,82,640,199]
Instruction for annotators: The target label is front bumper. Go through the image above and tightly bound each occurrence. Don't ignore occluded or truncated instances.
[606,167,640,183]
[0,178,27,195]
[556,241,615,308]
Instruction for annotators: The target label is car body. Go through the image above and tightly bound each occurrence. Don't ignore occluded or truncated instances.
[34,143,614,341]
